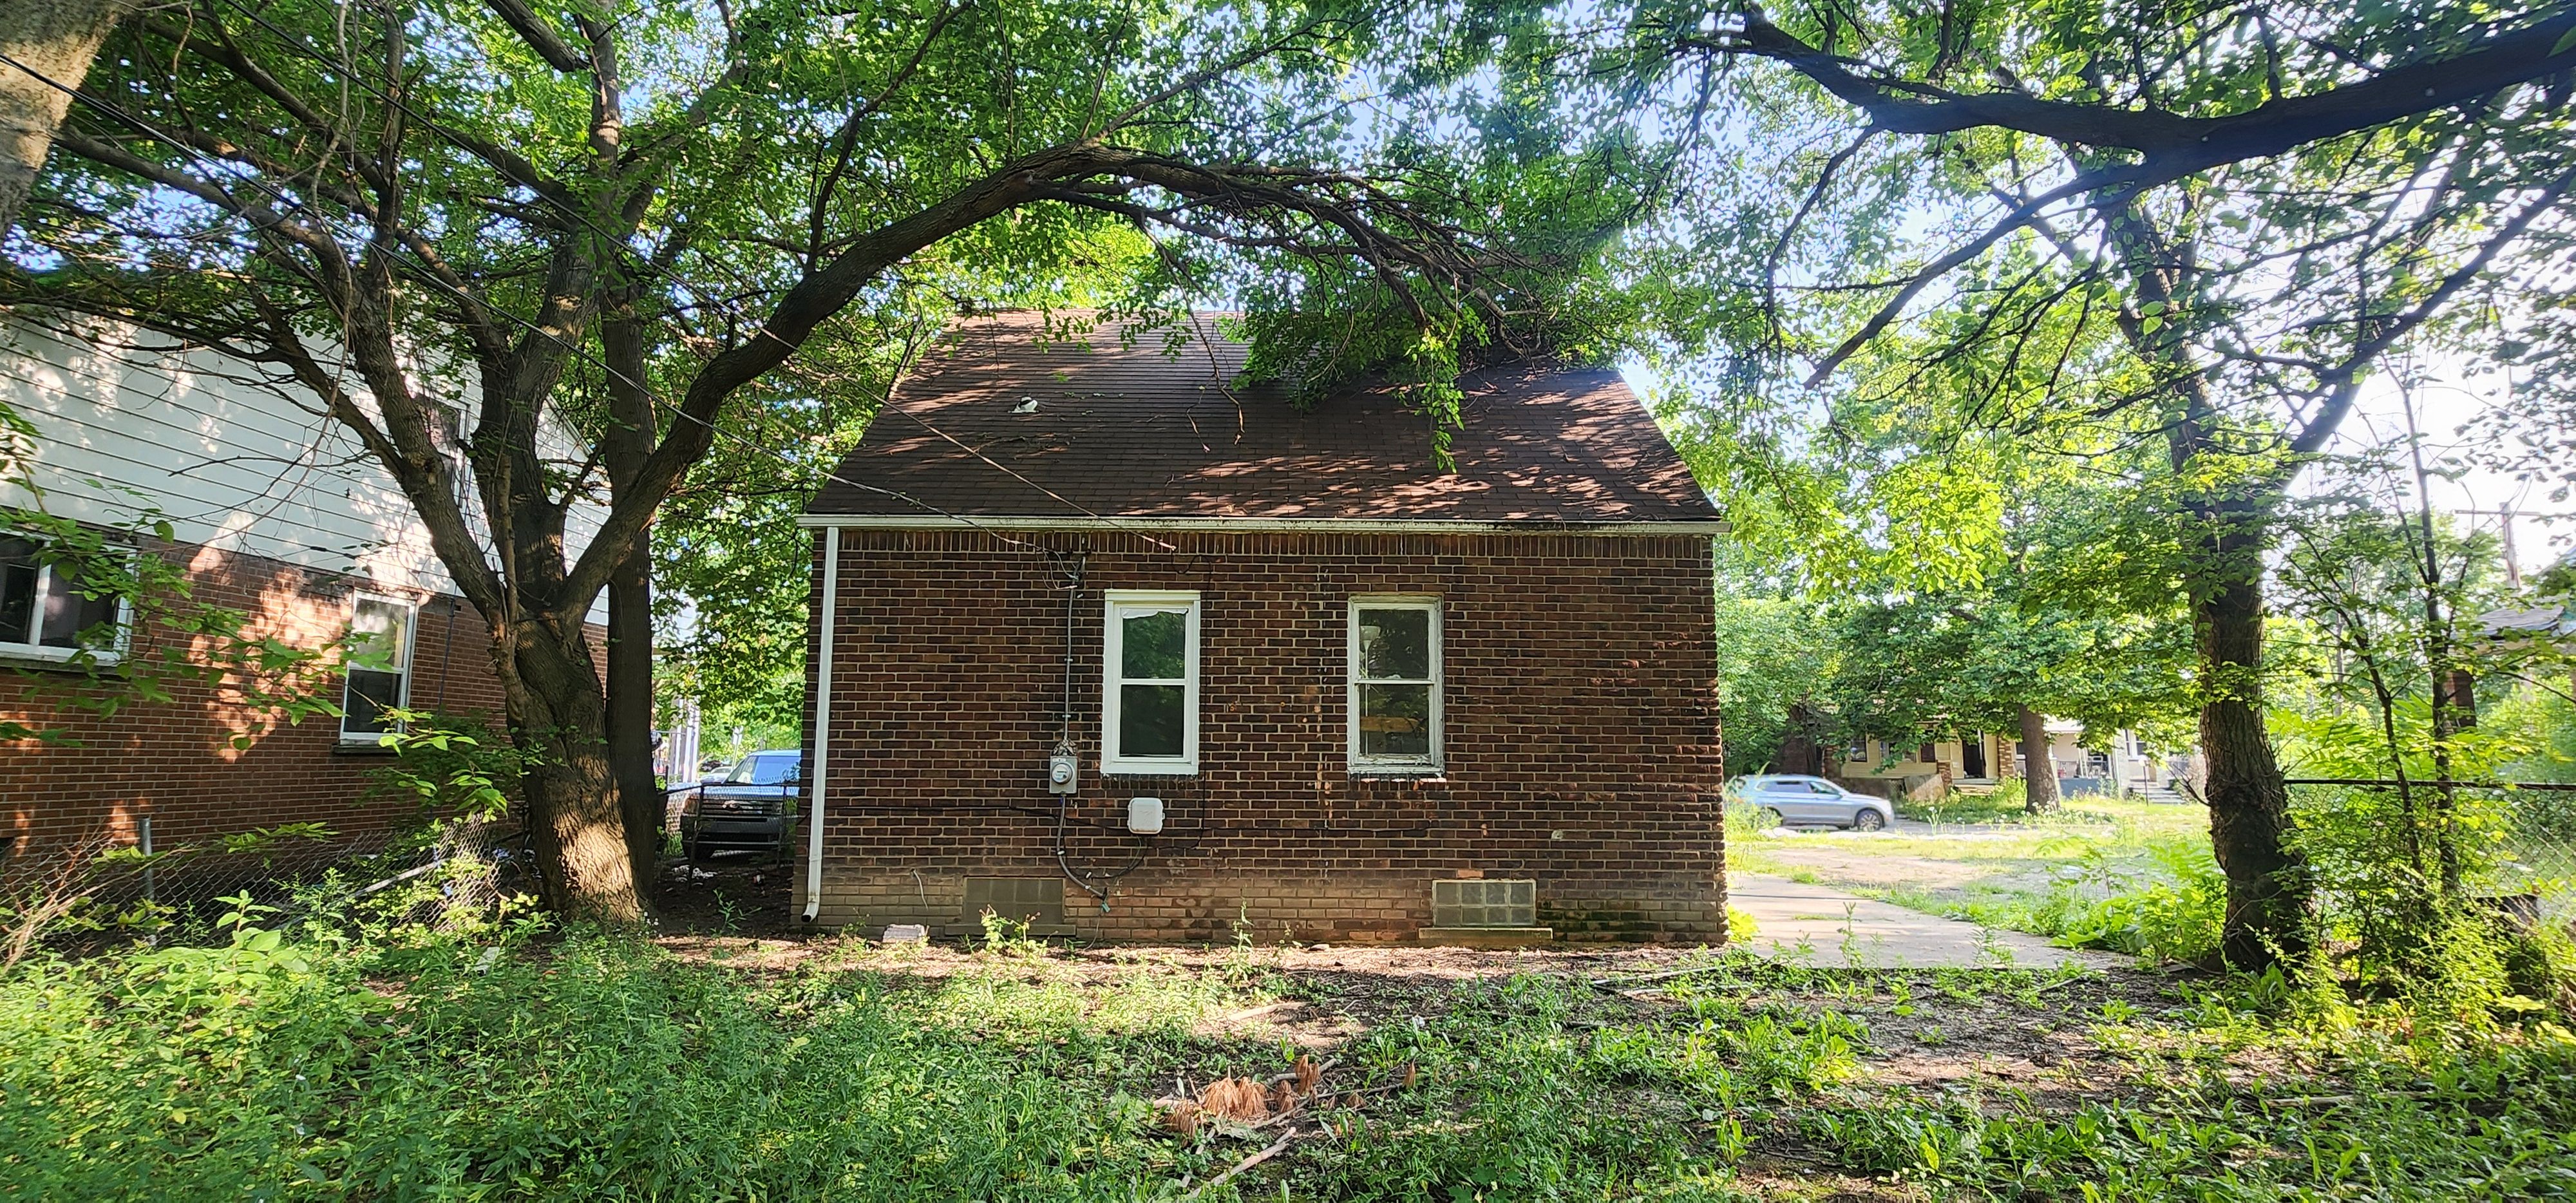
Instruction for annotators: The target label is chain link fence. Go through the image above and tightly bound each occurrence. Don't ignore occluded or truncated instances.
[2494,786,2576,925]
[2,818,533,961]
[2288,779,2576,931]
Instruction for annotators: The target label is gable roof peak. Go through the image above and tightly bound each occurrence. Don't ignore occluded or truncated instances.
[806,312,1720,527]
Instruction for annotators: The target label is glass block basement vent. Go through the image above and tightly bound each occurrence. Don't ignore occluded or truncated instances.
[962,877,1065,927]
[1432,878,1538,928]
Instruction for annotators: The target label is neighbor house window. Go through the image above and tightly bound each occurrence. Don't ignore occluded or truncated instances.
[0,535,127,662]
[1103,591,1198,775]
[1349,598,1441,773]
[341,595,417,743]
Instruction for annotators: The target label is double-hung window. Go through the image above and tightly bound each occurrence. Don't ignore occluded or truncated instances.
[341,595,417,743]
[1349,598,1441,773]
[0,535,127,662]
[1103,591,1198,775]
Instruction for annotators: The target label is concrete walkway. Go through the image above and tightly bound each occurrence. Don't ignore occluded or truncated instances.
[1728,873,2114,969]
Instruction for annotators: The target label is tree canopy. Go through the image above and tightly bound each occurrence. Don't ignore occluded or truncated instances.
[1585,0,2576,965]
[5,0,1671,916]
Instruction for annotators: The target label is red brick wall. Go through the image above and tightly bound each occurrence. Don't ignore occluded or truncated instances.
[797,528,1725,944]
[1,540,510,866]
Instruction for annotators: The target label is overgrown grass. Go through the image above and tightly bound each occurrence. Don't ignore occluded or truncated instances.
[1808,975,2576,1199]
[6,914,2576,1199]
[0,922,1276,1199]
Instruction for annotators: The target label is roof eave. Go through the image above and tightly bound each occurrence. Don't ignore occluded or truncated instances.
[793,513,1731,536]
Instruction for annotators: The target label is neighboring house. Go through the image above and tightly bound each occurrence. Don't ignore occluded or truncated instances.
[2482,559,2576,699]
[795,313,1730,945]
[1,320,595,866]
[1833,723,2179,802]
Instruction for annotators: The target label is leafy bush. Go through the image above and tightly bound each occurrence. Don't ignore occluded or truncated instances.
[369,708,540,820]
[1903,778,2029,824]
[2289,780,2576,1016]
[1933,837,2228,966]
[2052,839,2228,965]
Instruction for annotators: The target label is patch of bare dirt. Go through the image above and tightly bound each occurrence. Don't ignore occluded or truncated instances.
[1752,845,2000,891]
[643,906,2209,1122]
[648,852,795,938]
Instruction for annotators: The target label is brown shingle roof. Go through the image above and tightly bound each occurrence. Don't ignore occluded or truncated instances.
[804,312,1720,524]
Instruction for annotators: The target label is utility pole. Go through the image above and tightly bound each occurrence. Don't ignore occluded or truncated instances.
[2460,506,2524,590]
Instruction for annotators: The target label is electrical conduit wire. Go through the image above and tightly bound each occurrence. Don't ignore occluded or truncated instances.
[1047,547,1144,911]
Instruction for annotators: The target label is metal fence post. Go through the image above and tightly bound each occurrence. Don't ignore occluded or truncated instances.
[138,814,156,947]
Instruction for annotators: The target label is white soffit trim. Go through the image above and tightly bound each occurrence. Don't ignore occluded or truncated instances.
[793,515,1732,536]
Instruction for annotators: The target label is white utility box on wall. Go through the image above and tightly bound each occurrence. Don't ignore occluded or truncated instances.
[1126,797,1164,835]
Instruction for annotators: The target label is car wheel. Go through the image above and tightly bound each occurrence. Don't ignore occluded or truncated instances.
[1761,806,1785,825]
[1854,808,1887,831]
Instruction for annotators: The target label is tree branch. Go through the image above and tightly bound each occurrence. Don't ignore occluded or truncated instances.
[1698,6,2576,168]
[2289,164,2576,456]
[479,0,591,72]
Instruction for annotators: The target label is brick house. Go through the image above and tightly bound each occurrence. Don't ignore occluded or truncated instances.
[795,314,1730,944]
[1,319,587,869]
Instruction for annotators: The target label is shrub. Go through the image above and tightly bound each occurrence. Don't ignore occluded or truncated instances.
[2054,838,2228,965]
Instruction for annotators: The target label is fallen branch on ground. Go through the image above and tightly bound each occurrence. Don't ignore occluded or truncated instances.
[1180,1128,1295,1200]
[1587,963,1738,992]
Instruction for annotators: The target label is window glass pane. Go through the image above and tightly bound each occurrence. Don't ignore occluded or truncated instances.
[1358,683,1432,757]
[1119,683,1185,756]
[1119,609,1186,679]
[748,753,797,786]
[0,538,36,645]
[1356,608,1430,680]
[36,567,120,648]
[350,599,412,671]
[345,600,412,736]
[344,668,404,734]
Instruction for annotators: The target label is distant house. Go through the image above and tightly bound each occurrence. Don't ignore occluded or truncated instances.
[1831,724,2179,802]
[795,314,1730,944]
[2,319,598,866]
[2482,559,2575,699]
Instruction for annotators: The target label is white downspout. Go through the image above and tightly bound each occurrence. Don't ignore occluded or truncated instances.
[802,525,840,922]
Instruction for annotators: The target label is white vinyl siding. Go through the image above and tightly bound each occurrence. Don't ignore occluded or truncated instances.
[1102,591,1199,775]
[1,319,607,620]
[341,595,417,743]
[1348,598,1441,774]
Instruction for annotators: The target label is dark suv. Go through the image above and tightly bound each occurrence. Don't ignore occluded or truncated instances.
[676,750,803,862]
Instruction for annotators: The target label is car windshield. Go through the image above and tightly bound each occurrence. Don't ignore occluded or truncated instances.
[724,754,796,786]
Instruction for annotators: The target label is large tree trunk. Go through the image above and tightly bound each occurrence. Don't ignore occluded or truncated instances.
[2018,705,2060,815]
[601,312,662,892]
[503,621,644,922]
[2099,205,2312,972]
[0,0,131,238]
[2195,507,2309,969]
[607,549,658,889]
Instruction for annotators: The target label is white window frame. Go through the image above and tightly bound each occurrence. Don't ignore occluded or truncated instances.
[1347,596,1443,775]
[340,593,419,744]
[0,538,132,665]
[1101,590,1200,775]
